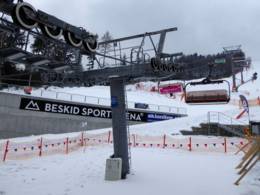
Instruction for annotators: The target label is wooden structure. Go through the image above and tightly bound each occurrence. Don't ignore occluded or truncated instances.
[234,136,260,185]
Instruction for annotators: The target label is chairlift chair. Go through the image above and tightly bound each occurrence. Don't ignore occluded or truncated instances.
[184,78,231,104]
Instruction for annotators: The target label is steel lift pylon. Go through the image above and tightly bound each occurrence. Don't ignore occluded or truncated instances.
[106,29,170,178]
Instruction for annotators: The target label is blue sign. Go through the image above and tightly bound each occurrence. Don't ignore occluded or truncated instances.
[111,96,118,108]
[147,113,175,122]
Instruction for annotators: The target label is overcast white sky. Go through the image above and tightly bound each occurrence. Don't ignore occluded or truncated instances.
[26,0,260,61]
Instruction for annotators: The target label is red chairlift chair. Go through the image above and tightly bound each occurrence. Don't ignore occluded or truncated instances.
[184,78,231,105]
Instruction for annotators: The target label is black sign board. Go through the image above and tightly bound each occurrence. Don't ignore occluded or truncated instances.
[19,97,181,122]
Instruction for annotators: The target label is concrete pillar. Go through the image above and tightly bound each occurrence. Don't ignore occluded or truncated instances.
[0,62,2,85]
[109,76,130,179]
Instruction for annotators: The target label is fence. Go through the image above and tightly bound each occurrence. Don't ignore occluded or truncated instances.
[0,131,247,162]
[0,84,187,115]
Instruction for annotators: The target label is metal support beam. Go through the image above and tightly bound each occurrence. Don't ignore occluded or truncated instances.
[157,31,166,56]
[232,74,237,92]
[240,71,244,83]
[99,27,177,45]
[109,76,130,179]
[0,63,2,85]
[231,62,237,92]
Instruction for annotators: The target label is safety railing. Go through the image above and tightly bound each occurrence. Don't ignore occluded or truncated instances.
[207,111,248,126]
[0,84,187,115]
[207,111,248,136]
[0,131,247,162]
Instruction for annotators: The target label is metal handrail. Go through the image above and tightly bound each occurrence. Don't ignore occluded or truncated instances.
[208,111,248,125]
[207,111,248,137]
[0,83,187,115]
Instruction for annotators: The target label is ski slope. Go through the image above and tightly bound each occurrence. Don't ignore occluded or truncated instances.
[0,62,259,195]
[0,145,259,195]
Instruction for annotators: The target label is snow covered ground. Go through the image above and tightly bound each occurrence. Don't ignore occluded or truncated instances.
[0,61,260,195]
[0,146,259,195]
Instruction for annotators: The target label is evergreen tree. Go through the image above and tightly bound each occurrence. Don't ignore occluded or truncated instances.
[31,36,66,62]
[31,36,45,55]
[121,53,127,65]
[99,31,113,53]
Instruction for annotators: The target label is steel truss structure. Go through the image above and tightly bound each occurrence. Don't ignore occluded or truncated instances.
[0,1,250,87]
[0,6,249,87]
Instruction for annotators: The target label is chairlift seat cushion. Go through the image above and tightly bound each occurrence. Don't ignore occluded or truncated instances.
[186,89,229,103]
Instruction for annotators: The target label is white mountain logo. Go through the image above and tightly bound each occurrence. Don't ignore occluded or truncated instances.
[25,100,40,111]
